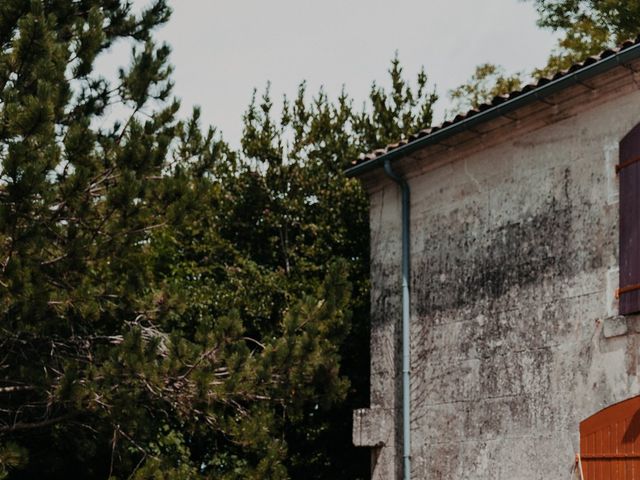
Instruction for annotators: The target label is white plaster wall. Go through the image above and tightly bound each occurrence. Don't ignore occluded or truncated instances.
[363,86,640,479]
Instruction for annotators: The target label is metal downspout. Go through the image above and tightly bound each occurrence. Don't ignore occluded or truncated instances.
[383,159,411,480]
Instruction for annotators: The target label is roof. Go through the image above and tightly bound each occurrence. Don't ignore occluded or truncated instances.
[347,36,640,177]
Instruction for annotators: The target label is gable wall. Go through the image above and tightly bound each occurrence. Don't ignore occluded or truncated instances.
[359,76,640,479]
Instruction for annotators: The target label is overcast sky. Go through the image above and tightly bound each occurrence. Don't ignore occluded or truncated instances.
[122,1,560,148]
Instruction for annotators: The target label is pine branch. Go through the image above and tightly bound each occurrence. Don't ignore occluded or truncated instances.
[0,413,76,433]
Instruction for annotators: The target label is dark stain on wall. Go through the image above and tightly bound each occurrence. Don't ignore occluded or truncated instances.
[412,169,603,317]
[414,202,571,315]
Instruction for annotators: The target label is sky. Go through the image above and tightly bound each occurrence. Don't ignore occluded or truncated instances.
[116,0,560,148]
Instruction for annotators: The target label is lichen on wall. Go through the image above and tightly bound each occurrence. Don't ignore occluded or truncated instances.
[363,87,640,479]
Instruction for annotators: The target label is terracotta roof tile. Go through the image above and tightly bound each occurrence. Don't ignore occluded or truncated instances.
[351,36,640,166]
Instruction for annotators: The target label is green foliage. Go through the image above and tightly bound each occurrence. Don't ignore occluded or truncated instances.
[354,55,438,146]
[0,444,27,480]
[0,1,438,478]
[189,57,437,479]
[448,1,640,116]
[448,63,524,115]
[527,0,640,75]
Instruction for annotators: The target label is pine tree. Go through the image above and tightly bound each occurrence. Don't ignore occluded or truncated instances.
[0,2,355,478]
[0,1,180,476]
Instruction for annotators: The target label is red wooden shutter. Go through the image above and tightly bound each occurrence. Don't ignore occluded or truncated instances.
[619,123,640,315]
[580,395,640,479]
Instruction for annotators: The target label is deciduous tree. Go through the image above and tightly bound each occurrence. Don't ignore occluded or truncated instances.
[448,63,523,116]
[528,0,640,75]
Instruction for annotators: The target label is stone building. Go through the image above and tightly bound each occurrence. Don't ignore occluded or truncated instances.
[350,38,640,479]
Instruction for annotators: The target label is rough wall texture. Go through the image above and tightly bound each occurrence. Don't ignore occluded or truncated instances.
[355,84,640,479]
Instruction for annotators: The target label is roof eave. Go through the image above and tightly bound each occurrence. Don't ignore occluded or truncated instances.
[346,42,640,178]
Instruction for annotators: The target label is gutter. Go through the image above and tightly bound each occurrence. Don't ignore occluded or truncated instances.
[383,159,411,480]
[346,41,640,178]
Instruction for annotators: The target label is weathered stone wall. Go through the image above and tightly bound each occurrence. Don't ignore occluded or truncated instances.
[357,85,640,479]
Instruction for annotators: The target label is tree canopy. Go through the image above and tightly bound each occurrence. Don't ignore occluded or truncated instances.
[528,0,640,75]
[0,2,437,478]
[448,63,524,115]
[448,0,640,117]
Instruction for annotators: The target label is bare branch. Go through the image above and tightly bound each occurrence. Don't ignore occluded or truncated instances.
[0,413,76,433]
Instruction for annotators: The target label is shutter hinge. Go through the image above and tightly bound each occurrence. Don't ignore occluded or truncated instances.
[615,283,640,299]
[616,155,640,173]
